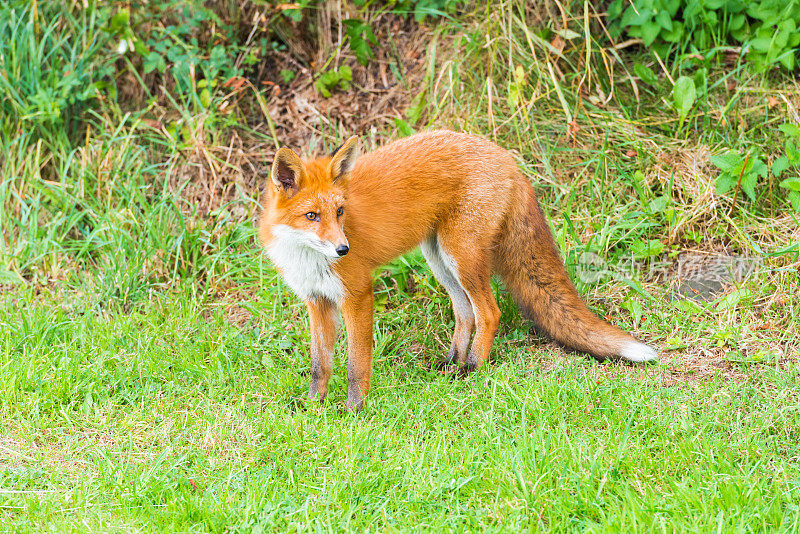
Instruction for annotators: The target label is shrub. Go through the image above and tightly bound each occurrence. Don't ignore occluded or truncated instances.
[607,0,800,71]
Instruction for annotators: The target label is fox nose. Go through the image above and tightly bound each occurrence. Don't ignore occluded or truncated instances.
[335,244,349,257]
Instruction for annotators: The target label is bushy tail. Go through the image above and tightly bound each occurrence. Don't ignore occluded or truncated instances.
[495,181,656,362]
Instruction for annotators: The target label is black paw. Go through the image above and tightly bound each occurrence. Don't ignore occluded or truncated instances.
[307,380,328,402]
[458,352,480,377]
[346,385,364,412]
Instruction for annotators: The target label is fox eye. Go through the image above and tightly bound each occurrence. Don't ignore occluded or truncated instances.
[305,212,318,221]
[336,206,344,217]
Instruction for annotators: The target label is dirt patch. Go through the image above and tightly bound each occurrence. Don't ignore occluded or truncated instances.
[207,286,261,328]
[1,411,260,479]
[527,341,797,387]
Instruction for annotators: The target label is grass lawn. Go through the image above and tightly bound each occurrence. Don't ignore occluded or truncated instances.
[2,0,800,531]
[2,276,799,531]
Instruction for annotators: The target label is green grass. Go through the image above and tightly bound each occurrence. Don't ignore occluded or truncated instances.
[2,280,800,532]
[2,0,800,531]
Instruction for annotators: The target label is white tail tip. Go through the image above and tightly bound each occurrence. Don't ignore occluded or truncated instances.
[619,341,658,363]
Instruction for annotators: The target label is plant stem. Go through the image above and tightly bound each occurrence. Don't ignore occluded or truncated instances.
[729,152,750,216]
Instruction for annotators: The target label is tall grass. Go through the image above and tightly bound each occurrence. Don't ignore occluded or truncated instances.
[0,3,112,155]
[0,2,262,310]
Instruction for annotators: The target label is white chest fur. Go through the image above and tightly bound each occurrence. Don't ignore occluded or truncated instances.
[267,225,345,304]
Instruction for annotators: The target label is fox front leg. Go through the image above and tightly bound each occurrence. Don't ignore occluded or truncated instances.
[306,298,338,401]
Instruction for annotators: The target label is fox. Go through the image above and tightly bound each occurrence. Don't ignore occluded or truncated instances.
[259,130,657,411]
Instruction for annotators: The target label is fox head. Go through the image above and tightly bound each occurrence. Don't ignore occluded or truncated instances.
[259,136,358,259]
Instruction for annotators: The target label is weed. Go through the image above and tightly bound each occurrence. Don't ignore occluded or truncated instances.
[315,65,353,97]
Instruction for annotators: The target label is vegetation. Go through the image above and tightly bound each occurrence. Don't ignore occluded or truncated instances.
[608,0,800,71]
[1,0,798,531]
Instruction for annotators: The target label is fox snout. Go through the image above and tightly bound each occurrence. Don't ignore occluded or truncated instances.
[322,226,348,258]
[319,235,348,258]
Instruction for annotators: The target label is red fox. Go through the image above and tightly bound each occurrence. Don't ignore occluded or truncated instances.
[260,130,657,411]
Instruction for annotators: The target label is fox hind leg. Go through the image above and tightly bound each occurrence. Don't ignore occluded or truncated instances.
[436,236,500,374]
[421,237,475,366]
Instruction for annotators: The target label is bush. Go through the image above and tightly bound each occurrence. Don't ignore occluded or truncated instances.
[607,0,800,71]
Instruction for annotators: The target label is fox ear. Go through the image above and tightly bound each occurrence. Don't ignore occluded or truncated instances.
[270,147,303,194]
[329,136,358,182]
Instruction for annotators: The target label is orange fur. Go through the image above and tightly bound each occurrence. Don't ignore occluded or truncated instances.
[260,130,657,411]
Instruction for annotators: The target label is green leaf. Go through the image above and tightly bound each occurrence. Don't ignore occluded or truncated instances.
[779,19,795,39]
[608,0,624,19]
[693,68,708,96]
[787,141,800,163]
[132,37,149,57]
[715,287,750,311]
[394,118,417,137]
[143,52,165,74]
[740,168,758,201]
[731,25,749,42]
[672,76,696,120]
[779,177,800,192]
[779,52,795,71]
[641,21,661,46]
[749,37,773,53]
[778,123,800,139]
[622,5,652,26]
[554,28,582,40]
[344,19,377,66]
[789,190,800,212]
[673,298,703,314]
[634,63,658,85]
[655,10,673,31]
[661,21,683,42]
[730,14,746,31]
[280,69,296,83]
[648,195,668,213]
[0,269,23,285]
[621,298,643,325]
[664,0,681,15]
[413,2,452,21]
[315,73,334,97]
[773,156,791,177]
[200,88,211,108]
[710,151,743,173]
[715,172,738,195]
[631,239,664,259]
[751,157,768,178]
[166,45,183,63]
[110,9,130,33]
